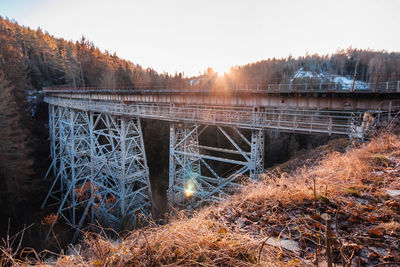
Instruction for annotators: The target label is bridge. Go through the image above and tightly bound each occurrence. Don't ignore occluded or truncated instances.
[41,81,400,240]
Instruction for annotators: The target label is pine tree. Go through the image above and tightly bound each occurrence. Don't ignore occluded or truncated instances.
[0,71,35,205]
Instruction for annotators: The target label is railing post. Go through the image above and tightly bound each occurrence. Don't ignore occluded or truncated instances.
[397,81,400,92]
[292,78,296,93]
[309,77,313,93]
[351,75,356,92]
[374,76,379,93]
[329,77,334,92]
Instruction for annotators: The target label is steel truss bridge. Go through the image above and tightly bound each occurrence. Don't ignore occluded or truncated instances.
[42,83,400,240]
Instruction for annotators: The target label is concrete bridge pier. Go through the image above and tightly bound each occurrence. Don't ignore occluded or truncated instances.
[168,123,265,209]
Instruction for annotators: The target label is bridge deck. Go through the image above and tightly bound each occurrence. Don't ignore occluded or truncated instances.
[44,86,398,112]
[43,83,400,137]
[45,96,363,136]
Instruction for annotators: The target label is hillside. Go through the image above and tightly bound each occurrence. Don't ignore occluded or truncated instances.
[1,16,400,265]
[3,133,398,266]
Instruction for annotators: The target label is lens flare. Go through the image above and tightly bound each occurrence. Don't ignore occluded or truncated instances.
[184,187,194,197]
[184,179,195,198]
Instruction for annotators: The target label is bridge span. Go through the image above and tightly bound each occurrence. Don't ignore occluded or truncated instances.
[42,84,400,239]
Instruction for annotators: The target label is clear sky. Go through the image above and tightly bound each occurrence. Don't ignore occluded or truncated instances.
[1,0,399,76]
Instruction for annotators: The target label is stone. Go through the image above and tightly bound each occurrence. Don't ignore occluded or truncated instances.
[266,237,300,253]
[368,226,385,238]
[387,190,400,197]
[237,218,246,228]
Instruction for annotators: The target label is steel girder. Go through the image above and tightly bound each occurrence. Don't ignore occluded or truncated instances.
[43,105,151,240]
[168,123,264,209]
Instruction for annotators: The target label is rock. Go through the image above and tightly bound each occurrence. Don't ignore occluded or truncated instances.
[368,226,386,237]
[265,237,300,253]
[237,218,247,228]
[320,213,331,220]
[387,190,400,197]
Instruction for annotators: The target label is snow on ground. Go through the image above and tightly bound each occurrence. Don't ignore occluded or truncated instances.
[292,68,325,80]
[189,78,200,86]
[332,76,368,90]
[291,68,369,90]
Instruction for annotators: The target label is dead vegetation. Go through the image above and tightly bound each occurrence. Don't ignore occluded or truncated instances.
[3,134,400,266]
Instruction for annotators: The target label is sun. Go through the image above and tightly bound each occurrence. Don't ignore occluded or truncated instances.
[214,64,232,77]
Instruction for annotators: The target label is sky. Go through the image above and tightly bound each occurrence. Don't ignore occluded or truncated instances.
[1,0,399,76]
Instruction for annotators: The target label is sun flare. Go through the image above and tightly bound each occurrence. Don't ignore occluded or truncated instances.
[184,179,196,198]
[214,65,232,77]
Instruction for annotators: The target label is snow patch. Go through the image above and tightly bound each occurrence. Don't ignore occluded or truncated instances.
[332,76,368,90]
[291,68,369,90]
[189,78,200,86]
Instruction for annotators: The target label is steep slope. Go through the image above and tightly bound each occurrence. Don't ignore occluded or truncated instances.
[5,134,399,266]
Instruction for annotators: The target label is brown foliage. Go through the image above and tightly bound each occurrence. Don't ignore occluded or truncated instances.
[9,134,398,266]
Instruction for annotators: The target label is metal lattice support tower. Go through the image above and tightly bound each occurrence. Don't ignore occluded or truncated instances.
[168,123,202,208]
[90,113,151,228]
[168,123,264,209]
[42,105,92,239]
[43,106,151,239]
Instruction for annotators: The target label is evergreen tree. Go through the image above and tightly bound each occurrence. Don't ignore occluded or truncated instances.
[0,71,35,207]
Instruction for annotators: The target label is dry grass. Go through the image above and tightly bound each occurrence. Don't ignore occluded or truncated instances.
[6,134,400,266]
[379,221,400,233]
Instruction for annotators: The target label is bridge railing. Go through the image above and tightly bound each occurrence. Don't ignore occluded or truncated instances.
[43,80,400,94]
[45,96,364,136]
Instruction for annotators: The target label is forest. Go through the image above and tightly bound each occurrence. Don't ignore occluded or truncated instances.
[1,15,400,251]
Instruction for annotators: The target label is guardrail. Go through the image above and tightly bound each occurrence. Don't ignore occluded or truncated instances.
[43,80,400,94]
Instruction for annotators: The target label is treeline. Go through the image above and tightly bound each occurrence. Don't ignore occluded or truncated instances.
[0,16,186,217]
[0,17,189,90]
[177,49,400,90]
[222,48,400,88]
